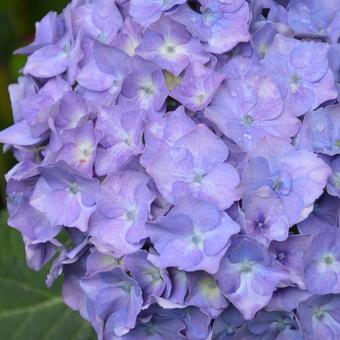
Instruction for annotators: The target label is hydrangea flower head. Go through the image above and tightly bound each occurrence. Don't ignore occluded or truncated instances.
[1,0,339,338]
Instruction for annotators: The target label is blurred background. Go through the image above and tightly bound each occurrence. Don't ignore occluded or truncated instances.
[0,0,69,208]
[0,1,96,339]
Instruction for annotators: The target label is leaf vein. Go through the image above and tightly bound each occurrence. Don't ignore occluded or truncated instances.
[10,312,34,339]
[40,308,71,340]
[0,297,62,319]
[0,277,54,298]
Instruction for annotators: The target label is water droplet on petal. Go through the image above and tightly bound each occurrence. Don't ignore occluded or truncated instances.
[313,123,324,132]
[243,133,252,140]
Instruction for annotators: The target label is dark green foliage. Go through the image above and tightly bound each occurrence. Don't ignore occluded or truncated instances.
[0,211,96,340]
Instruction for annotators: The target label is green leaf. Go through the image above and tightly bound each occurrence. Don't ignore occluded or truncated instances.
[0,211,96,340]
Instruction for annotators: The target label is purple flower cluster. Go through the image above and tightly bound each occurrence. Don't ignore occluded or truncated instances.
[1,0,340,338]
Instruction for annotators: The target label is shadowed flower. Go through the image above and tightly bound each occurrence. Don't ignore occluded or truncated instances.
[297,294,340,340]
[303,230,340,294]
